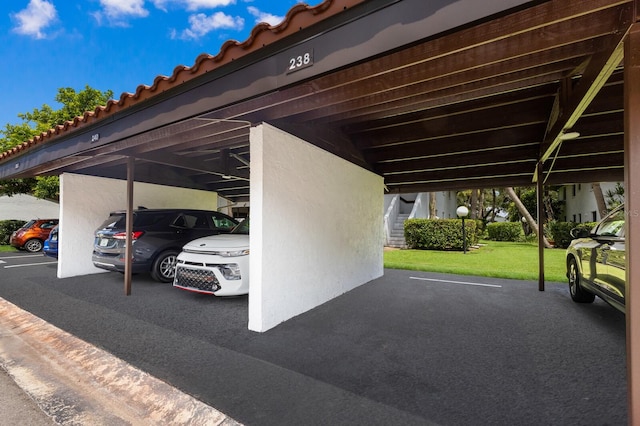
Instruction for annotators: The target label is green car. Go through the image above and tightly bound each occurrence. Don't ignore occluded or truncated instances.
[566,204,625,313]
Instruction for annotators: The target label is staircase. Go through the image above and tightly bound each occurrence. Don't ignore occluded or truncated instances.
[387,214,409,248]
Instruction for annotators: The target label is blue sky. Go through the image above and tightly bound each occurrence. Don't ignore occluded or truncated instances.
[0,0,320,128]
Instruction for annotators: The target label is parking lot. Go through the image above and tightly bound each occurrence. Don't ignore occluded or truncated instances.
[0,252,57,269]
[0,251,628,425]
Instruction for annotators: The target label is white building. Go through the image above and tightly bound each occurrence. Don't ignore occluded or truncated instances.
[383,191,458,247]
[0,194,60,221]
[559,182,622,223]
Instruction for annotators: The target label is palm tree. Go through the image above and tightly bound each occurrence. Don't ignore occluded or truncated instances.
[591,183,608,218]
[505,187,552,248]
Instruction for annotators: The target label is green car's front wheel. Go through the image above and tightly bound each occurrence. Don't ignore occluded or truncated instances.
[568,257,595,303]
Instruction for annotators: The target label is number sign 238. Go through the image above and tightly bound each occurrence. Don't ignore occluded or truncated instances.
[287,50,313,74]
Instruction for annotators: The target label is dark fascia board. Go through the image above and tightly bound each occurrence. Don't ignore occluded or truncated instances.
[0,0,535,181]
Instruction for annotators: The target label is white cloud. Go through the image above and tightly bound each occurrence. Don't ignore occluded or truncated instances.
[247,6,283,26]
[173,11,244,40]
[184,0,236,11]
[152,0,235,12]
[93,0,149,25]
[11,0,58,39]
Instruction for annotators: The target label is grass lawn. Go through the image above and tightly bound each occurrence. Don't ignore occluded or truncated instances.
[384,240,567,283]
[0,245,18,253]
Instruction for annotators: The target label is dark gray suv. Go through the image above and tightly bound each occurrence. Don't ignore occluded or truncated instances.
[92,209,238,282]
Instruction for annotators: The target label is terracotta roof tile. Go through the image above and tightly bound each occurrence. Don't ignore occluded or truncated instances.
[0,0,365,163]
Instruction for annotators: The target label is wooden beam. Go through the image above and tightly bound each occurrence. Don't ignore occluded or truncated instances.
[376,144,539,174]
[384,161,537,185]
[129,151,249,181]
[355,97,551,150]
[540,16,632,163]
[365,125,543,163]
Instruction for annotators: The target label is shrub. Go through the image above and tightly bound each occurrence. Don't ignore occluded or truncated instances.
[486,222,522,242]
[574,222,598,235]
[547,221,574,249]
[548,221,597,249]
[474,219,487,240]
[404,218,476,250]
[0,220,26,245]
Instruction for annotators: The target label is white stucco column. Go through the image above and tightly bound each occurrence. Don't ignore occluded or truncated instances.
[249,123,384,332]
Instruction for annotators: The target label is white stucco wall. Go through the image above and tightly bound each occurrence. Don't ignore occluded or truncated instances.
[249,124,384,332]
[0,194,60,221]
[58,173,218,278]
[562,182,621,222]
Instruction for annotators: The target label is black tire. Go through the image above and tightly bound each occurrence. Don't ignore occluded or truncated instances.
[568,257,595,303]
[150,250,179,283]
[23,239,43,253]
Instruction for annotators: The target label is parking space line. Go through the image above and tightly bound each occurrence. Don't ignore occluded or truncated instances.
[410,276,502,288]
[4,261,57,269]
[0,254,45,260]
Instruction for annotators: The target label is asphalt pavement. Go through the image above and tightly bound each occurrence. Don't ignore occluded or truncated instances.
[0,251,628,425]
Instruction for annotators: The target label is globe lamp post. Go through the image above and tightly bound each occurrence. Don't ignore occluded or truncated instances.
[457,206,470,254]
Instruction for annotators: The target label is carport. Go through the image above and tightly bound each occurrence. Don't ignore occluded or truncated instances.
[1,0,640,419]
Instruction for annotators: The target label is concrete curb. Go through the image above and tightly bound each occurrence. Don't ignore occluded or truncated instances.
[0,298,241,425]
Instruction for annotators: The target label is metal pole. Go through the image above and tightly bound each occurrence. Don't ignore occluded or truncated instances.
[462,217,467,254]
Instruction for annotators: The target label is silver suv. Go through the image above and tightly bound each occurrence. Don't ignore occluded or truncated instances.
[566,204,625,313]
[92,208,238,282]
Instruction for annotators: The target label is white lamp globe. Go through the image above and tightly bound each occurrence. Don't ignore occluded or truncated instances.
[456,206,469,218]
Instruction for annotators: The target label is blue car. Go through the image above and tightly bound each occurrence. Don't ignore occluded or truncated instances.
[43,225,58,259]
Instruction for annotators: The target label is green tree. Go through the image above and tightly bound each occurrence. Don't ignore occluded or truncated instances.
[456,188,511,223]
[506,186,562,223]
[605,182,624,209]
[0,85,113,201]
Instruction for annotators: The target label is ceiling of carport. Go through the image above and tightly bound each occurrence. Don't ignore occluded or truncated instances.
[250,0,631,192]
[54,118,252,200]
[0,0,634,201]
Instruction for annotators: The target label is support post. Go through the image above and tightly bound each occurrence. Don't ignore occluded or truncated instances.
[537,161,545,291]
[124,156,134,296]
[625,22,640,425]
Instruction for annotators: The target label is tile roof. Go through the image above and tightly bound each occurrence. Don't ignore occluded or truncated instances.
[0,0,364,163]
